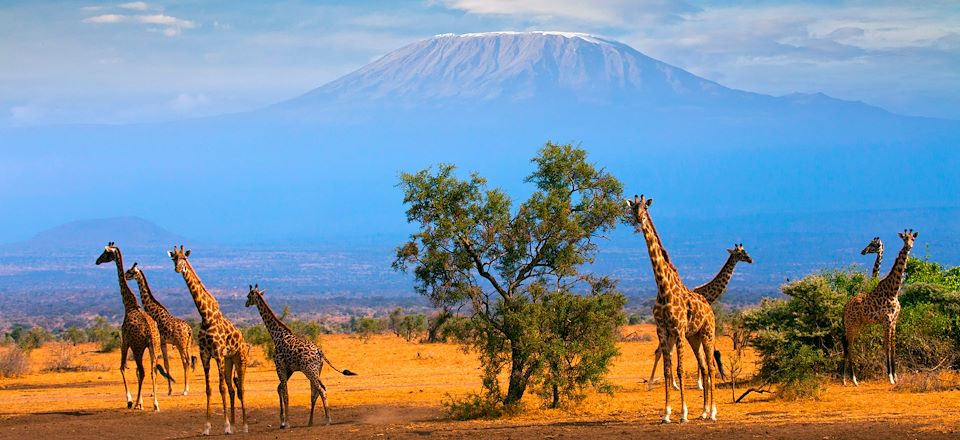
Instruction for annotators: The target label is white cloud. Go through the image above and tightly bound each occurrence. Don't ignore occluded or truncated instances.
[10,103,43,124]
[83,14,127,24]
[118,2,149,11]
[169,93,210,112]
[438,0,699,25]
[136,14,194,29]
[81,12,195,36]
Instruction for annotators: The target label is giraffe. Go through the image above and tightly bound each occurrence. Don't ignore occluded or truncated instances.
[627,195,717,423]
[96,242,172,411]
[648,243,752,391]
[126,262,198,396]
[861,236,884,281]
[245,285,357,428]
[168,245,248,435]
[842,229,916,386]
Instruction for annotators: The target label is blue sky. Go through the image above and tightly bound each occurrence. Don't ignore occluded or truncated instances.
[1,0,958,125]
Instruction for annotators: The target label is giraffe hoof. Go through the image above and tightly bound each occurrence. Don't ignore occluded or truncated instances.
[661,417,671,424]
[679,418,689,424]
[127,401,133,409]
[699,412,709,420]
[202,422,211,436]
[243,424,248,433]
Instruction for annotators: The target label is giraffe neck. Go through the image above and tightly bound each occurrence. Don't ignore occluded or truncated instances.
[694,254,739,303]
[638,210,683,294]
[871,245,884,281]
[134,271,170,315]
[875,242,910,298]
[253,295,292,341]
[179,260,222,324]
[112,250,139,312]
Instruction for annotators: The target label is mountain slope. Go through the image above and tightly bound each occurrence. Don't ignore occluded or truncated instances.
[11,217,189,252]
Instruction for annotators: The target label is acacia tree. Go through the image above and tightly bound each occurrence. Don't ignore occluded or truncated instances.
[394,142,625,406]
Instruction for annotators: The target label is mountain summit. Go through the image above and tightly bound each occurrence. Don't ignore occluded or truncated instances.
[280,31,752,108]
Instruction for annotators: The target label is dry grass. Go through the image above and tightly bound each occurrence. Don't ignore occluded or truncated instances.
[0,346,30,378]
[0,324,958,436]
[892,371,960,393]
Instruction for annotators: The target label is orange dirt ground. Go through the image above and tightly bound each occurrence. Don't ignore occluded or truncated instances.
[1,324,958,439]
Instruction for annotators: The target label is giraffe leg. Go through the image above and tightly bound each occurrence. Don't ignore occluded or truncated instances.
[148,340,159,411]
[133,348,146,411]
[648,347,661,391]
[885,323,897,385]
[306,369,331,426]
[161,342,173,396]
[177,341,190,396]
[690,337,706,392]
[702,332,717,421]
[219,357,234,435]
[119,341,132,409]
[659,335,674,424]
[201,354,213,435]
[236,351,248,433]
[890,322,898,383]
[688,335,709,418]
[277,367,290,429]
[675,334,688,423]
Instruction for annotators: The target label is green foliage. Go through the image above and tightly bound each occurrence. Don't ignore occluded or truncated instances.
[388,308,429,341]
[906,257,960,291]
[772,342,826,400]
[87,316,121,353]
[350,316,388,341]
[442,392,508,420]
[244,324,274,359]
[60,327,87,345]
[6,325,54,351]
[534,279,626,408]
[742,270,860,392]
[394,142,626,408]
[745,260,960,392]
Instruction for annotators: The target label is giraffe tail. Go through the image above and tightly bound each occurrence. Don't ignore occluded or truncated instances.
[714,350,727,380]
[156,364,175,383]
[190,355,197,372]
[324,355,357,376]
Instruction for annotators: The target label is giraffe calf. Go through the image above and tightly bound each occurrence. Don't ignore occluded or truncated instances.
[246,285,357,428]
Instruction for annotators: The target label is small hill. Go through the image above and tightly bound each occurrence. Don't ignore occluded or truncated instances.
[11,216,188,253]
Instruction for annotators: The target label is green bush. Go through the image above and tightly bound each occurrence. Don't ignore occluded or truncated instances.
[350,316,388,341]
[442,392,511,420]
[86,316,121,353]
[743,260,960,393]
[906,257,960,291]
[533,281,625,408]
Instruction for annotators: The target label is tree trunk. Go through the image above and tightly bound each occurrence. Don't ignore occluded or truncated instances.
[427,309,451,343]
[504,345,530,405]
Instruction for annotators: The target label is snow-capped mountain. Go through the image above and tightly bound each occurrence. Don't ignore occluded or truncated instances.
[282,32,748,107]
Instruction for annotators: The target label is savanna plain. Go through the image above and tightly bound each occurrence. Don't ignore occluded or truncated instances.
[1,325,957,439]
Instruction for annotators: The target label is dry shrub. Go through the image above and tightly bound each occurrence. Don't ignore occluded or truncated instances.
[0,346,31,377]
[892,371,959,393]
[45,342,80,372]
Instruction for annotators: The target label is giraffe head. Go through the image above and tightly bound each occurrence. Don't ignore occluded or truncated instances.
[860,237,883,255]
[245,284,263,308]
[728,243,753,264]
[96,242,119,265]
[167,245,192,274]
[898,229,918,249]
[625,194,653,231]
[124,262,142,281]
